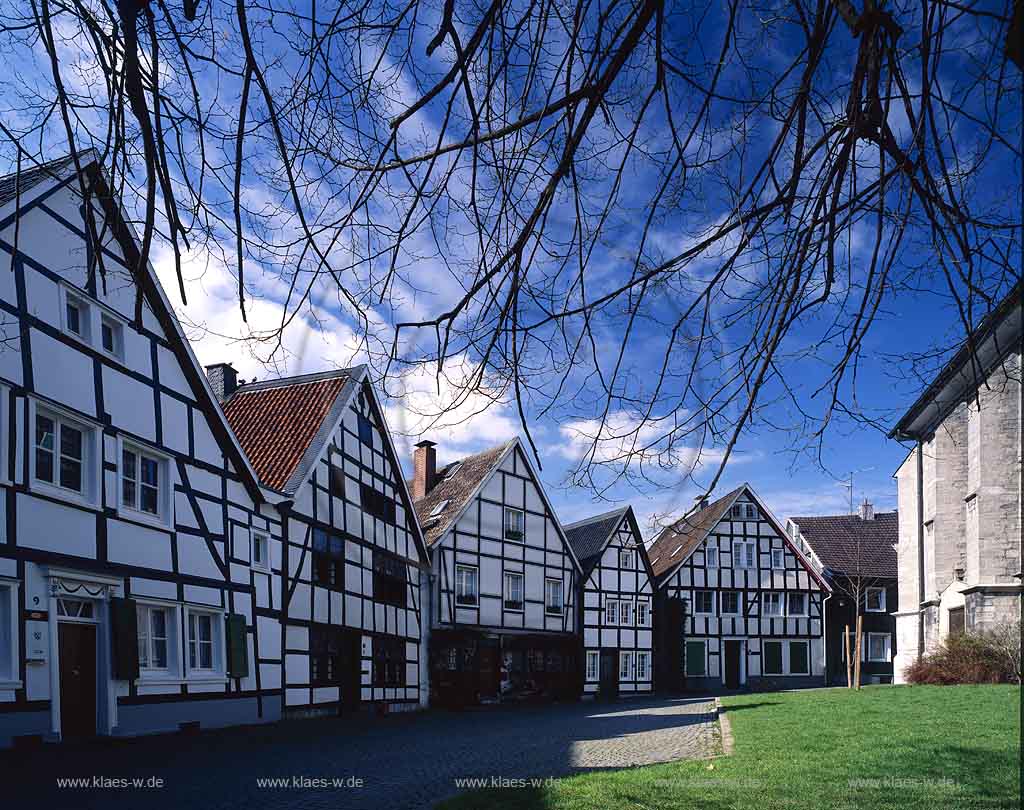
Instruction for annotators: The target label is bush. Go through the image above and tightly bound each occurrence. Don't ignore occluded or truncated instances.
[906,623,1021,685]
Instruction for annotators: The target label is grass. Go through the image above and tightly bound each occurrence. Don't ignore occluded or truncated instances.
[438,685,1021,810]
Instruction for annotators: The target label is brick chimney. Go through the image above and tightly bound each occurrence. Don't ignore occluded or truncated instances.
[858,498,875,521]
[412,440,437,501]
[205,362,238,402]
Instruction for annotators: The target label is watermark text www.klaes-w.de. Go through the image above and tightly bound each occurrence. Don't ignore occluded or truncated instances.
[56,776,165,790]
[453,776,556,790]
[256,775,365,790]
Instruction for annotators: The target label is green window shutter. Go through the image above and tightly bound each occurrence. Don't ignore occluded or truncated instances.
[685,641,705,677]
[763,640,783,675]
[225,614,249,678]
[109,597,140,681]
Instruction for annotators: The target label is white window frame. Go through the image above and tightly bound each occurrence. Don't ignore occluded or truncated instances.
[99,312,125,360]
[585,650,600,681]
[617,599,632,626]
[762,592,784,617]
[29,400,100,507]
[60,285,93,344]
[865,586,886,613]
[732,540,755,568]
[619,650,633,681]
[771,548,785,569]
[721,590,742,615]
[706,546,718,568]
[118,438,173,528]
[184,606,226,680]
[866,632,892,663]
[636,600,650,627]
[544,578,564,616]
[455,564,479,607]
[618,549,634,569]
[787,591,808,617]
[636,651,651,681]
[0,579,21,688]
[251,530,271,573]
[503,571,524,611]
[136,601,181,678]
[744,503,756,519]
[693,590,715,615]
[504,507,526,542]
[604,599,618,625]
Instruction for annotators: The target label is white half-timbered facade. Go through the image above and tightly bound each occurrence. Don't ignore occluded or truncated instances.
[649,485,830,691]
[0,155,284,748]
[411,439,582,705]
[564,507,655,697]
[221,368,430,715]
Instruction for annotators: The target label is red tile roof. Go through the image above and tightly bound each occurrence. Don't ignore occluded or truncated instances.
[646,486,744,580]
[222,374,348,491]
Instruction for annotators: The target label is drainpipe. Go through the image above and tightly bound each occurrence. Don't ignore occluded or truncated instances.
[821,591,832,686]
[916,438,926,659]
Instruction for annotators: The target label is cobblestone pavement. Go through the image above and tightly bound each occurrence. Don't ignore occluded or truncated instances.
[2,697,718,810]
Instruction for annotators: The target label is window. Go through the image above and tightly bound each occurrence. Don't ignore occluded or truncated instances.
[357,413,374,446]
[865,587,886,612]
[694,591,714,615]
[744,503,756,519]
[252,531,270,572]
[619,549,634,568]
[312,529,344,588]
[787,592,807,617]
[428,499,450,519]
[137,604,171,672]
[721,591,741,615]
[187,610,219,672]
[360,483,396,524]
[762,592,783,616]
[620,599,633,625]
[33,406,96,501]
[62,290,91,342]
[730,504,743,519]
[619,651,633,680]
[636,600,650,626]
[310,625,342,686]
[503,572,524,611]
[732,541,755,568]
[373,636,405,687]
[706,546,718,568]
[604,599,618,625]
[545,578,564,615]
[585,651,600,681]
[100,314,124,358]
[121,443,168,522]
[763,640,783,675]
[504,507,525,541]
[455,565,479,607]
[57,598,94,618]
[685,640,706,677]
[771,549,785,569]
[373,550,407,607]
[866,633,891,662]
[0,582,16,683]
[789,640,809,674]
[636,652,651,681]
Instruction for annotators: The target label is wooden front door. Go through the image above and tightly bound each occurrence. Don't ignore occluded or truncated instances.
[599,650,618,698]
[341,630,362,713]
[723,640,742,689]
[58,623,97,740]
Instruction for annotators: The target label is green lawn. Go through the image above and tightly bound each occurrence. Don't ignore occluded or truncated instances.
[438,685,1021,810]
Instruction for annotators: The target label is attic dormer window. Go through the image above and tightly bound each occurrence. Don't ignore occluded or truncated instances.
[429,499,450,518]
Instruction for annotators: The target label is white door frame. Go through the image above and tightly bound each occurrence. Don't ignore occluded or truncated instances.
[720,636,747,686]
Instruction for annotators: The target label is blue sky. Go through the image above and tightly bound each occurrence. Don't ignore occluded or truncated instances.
[1,1,1019,537]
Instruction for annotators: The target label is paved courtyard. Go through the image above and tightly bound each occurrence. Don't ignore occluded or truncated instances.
[2,697,718,809]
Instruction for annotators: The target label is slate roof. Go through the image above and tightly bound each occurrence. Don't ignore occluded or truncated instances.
[789,512,898,579]
[646,486,745,581]
[0,153,85,207]
[223,369,355,493]
[412,440,516,546]
[563,507,629,575]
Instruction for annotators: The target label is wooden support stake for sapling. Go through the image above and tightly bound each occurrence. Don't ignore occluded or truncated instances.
[854,614,863,690]
[845,625,852,688]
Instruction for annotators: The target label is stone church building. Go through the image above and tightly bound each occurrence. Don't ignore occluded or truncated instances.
[890,283,1022,682]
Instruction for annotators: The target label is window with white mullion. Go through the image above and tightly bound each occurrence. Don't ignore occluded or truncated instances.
[187,611,218,672]
[33,407,93,499]
[137,605,171,671]
[455,565,479,607]
[121,445,162,517]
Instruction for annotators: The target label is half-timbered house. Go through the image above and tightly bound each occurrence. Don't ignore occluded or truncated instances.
[564,506,655,698]
[649,485,830,691]
[411,439,582,705]
[221,367,431,715]
[0,154,285,747]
